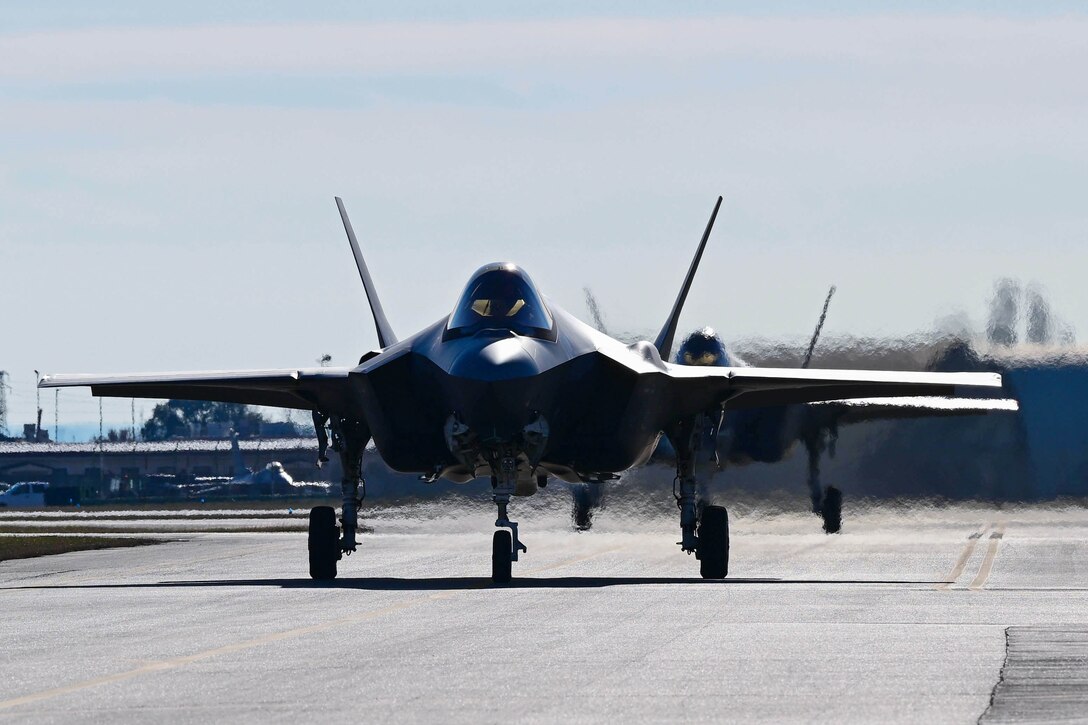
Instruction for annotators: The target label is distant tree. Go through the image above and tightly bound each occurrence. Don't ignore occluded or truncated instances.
[141,400,267,441]
[1025,283,1053,345]
[987,278,1021,347]
[102,428,134,443]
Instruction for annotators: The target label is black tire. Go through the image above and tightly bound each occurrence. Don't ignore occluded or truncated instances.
[308,505,339,580]
[492,529,512,583]
[698,505,729,579]
[821,487,843,534]
[572,485,593,530]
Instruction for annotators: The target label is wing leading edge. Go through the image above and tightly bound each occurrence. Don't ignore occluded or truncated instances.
[663,364,1006,415]
[38,368,355,414]
[808,395,1018,425]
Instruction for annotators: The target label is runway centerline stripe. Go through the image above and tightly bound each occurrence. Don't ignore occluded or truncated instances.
[936,523,989,590]
[0,544,619,712]
[969,523,1006,591]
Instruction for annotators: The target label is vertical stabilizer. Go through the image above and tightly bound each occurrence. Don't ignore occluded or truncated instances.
[802,285,836,369]
[654,197,723,361]
[335,197,399,349]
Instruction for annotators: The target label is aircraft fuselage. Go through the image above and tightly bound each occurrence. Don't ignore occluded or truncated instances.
[353,308,669,489]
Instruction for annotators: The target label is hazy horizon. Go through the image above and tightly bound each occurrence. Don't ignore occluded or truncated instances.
[3,2,1086,430]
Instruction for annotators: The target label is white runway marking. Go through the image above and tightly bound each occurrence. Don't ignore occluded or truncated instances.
[936,523,988,590]
[970,524,1006,591]
[2,505,1085,723]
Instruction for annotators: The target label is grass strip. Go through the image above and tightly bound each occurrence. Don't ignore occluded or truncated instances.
[0,536,163,562]
[0,525,309,534]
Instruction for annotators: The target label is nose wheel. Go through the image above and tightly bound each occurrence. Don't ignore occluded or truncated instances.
[492,516,527,583]
[491,464,527,582]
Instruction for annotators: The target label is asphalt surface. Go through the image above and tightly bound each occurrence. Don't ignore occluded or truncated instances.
[1,500,1086,724]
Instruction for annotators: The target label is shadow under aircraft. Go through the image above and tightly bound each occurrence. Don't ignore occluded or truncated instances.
[40,196,1016,583]
[576,288,1019,533]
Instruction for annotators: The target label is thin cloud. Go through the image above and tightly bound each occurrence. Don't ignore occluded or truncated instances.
[1,16,1087,82]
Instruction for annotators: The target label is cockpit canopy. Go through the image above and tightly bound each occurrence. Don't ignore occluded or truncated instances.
[445,263,556,341]
[676,327,729,367]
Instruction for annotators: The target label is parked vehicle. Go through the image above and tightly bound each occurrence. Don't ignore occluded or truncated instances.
[0,481,49,508]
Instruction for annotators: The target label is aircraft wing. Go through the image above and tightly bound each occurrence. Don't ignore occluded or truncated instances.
[663,364,1005,415]
[38,368,354,414]
[808,395,1019,424]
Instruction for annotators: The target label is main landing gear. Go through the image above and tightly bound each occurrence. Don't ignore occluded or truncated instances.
[671,417,730,579]
[697,504,729,579]
[571,482,602,531]
[491,455,527,584]
[805,432,843,534]
[820,486,842,535]
[308,416,371,581]
[308,505,339,580]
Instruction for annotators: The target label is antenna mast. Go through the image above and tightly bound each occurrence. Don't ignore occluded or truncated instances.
[0,371,8,437]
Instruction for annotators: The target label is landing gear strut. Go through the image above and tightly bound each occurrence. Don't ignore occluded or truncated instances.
[336,418,370,554]
[491,455,527,583]
[670,416,729,579]
[308,416,370,580]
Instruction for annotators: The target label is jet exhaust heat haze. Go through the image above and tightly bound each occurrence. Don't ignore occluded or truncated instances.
[39,197,1014,583]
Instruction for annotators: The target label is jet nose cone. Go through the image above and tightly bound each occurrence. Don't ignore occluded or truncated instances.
[449,337,540,380]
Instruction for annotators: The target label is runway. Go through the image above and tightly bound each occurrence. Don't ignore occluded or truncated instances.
[1,501,1087,723]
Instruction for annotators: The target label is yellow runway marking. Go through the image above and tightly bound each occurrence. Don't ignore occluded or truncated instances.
[936,524,988,590]
[0,543,618,712]
[969,523,1006,591]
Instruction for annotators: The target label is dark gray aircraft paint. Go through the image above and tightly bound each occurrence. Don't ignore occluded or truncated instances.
[39,196,1015,582]
[585,295,1017,533]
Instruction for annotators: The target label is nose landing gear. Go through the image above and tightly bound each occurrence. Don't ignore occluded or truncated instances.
[491,456,528,583]
[492,493,528,583]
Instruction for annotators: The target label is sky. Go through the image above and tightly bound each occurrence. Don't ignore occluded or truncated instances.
[2,2,1087,435]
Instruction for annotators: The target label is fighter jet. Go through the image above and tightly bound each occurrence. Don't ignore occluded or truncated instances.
[228,429,295,491]
[39,196,1012,582]
[577,285,1019,534]
[657,319,1018,534]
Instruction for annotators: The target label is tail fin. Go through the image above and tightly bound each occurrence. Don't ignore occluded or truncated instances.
[583,287,609,335]
[335,197,398,349]
[654,196,723,361]
[801,285,836,369]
